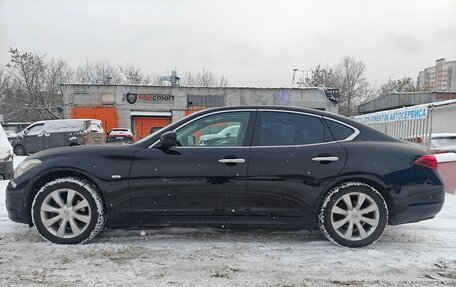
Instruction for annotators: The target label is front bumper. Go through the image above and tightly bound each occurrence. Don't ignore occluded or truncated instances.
[5,180,31,225]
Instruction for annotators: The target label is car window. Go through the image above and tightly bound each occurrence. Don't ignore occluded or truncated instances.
[326,119,355,141]
[258,112,325,146]
[26,124,45,136]
[176,112,250,147]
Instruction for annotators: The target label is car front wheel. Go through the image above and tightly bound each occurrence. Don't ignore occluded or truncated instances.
[32,177,105,244]
[318,182,388,248]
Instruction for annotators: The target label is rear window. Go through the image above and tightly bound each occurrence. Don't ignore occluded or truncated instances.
[258,112,325,146]
[326,119,355,141]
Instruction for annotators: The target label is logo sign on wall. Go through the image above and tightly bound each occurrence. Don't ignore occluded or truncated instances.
[125,92,138,104]
[125,92,174,104]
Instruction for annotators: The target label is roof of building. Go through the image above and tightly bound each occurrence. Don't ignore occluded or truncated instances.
[358,91,456,114]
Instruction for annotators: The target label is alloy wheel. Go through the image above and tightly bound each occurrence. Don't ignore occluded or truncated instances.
[330,192,380,241]
[39,188,92,238]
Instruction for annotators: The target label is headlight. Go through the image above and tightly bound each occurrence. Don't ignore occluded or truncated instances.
[14,159,42,178]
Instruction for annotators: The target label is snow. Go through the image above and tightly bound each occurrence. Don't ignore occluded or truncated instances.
[43,120,86,133]
[0,124,13,155]
[436,152,456,163]
[0,160,455,285]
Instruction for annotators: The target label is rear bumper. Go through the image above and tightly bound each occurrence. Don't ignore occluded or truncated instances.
[391,184,445,225]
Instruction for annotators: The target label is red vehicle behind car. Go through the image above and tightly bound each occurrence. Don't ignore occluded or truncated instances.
[107,128,135,143]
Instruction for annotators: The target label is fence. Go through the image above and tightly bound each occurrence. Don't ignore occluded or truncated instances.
[354,104,433,148]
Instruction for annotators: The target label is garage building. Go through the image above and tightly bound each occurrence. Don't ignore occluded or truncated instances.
[61,84,339,139]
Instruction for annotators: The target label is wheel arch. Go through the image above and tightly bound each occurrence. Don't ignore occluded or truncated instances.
[25,168,105,226]
[316,176,395,224]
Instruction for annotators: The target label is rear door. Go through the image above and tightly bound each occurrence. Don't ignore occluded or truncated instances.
[246,110,347,217]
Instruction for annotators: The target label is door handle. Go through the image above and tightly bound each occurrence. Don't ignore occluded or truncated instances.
[312,156,339,162]
[218,158,246,164]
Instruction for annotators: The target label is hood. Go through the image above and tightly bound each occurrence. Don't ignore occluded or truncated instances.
[27,143,141,161]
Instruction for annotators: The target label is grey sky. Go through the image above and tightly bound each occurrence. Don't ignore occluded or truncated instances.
[1,0,455,87]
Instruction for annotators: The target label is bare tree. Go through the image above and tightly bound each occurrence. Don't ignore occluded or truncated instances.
[337,56,370,117]
[379,76,416,96]
[119,64,155,85]
[75,61,122,84]
[181,68,229,87]
[300,65,340,88]
[5,48,70,120]
[0,68,10,96]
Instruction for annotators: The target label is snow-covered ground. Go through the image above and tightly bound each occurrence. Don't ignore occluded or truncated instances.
[0,156,455,286]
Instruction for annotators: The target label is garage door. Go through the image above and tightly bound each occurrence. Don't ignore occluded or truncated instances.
[72,107,118,132]
[133,117,171,140]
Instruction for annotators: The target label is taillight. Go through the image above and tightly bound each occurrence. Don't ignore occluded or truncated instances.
[83,132,88,143]
[414,155,438,170]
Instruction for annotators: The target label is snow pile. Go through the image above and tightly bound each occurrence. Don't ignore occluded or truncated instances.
[436,152,456,163]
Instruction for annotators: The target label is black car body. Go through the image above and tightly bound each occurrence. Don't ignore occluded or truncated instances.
[5,106,445,246]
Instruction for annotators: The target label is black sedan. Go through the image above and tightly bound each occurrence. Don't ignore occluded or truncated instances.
[5,106,445,247]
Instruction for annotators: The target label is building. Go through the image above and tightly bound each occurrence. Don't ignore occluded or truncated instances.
[417,58,456,92]
[61,84,339,139]
[358,91,456,115]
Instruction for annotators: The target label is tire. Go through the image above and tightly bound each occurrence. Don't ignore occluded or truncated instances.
[14,145,25,155]
[318,182,388,248]
[32,177,105,244]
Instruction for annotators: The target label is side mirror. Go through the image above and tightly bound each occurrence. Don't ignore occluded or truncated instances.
[160,131,177,147]
[226,132,231,138]
[23,129,28,135]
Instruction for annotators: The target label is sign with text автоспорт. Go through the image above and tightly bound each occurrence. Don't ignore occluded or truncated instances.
[354,106,428,125]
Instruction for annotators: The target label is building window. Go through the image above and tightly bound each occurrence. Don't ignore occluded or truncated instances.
[188,95,226,108]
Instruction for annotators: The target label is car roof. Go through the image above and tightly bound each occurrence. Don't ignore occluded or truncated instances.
[32,119,98,125]
[195,105,362,126]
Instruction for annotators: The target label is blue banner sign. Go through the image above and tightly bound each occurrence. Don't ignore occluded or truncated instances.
[354,106,428,124]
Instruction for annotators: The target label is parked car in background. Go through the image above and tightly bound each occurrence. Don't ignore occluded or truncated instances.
[0,124,14,180]
[429,133,456,154]
[11,119,105,155]
[198,124,240,145]
[6,106,444,247]
[4,130,17,142]
[107,128,134,143]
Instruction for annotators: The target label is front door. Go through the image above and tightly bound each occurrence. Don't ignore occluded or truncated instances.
[246,110,347,217]
[129,110,255,217]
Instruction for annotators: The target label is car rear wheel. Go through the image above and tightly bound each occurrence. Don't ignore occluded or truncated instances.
[32,177,105,244]
[318,182,388,248]
[14,144,25,155]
